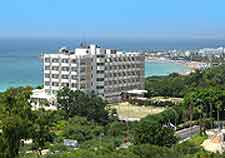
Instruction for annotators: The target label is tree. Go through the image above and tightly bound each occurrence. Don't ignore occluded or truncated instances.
[62,116,104,142]
[56,87,75,119]
[134,110,178,147]
[145,65,225,98]
[31,109,54,155]
[184,88,225,130]
[0,87,33,158]
[57,87,109,123]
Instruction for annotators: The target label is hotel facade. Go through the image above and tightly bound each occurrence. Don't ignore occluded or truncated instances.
[43,44,145,102]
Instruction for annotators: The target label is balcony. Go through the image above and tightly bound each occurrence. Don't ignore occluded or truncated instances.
[44,70,50,74]
[71,63,77,67]
[71,71,78,75]
[52,62,60,66]
[61,79,69,83]
[44,78,50,82]
[51,70,59,74]
[96,74,104,78]
[61,71,69,75]
[44,62,50,66]
[96,58,105,63]
[97,66,104,71]
[52,78,59,82]
[96,82,104,86]
[61,63,69,67]
[51,86,60,90]
[71,80,77,83]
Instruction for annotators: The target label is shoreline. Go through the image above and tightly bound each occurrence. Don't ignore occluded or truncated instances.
[145,58,206,76]
[0,60,204,92]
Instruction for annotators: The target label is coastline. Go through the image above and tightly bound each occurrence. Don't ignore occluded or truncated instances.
[145,57,206,76]
[0,58,202,92]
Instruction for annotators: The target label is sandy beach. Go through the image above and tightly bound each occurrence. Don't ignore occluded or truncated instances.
[145,57,207,76]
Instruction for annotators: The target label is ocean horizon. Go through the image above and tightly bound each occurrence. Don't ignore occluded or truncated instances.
[0,37,222,92]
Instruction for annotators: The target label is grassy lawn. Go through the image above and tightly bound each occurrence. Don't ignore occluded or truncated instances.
[109,102,165,120]
[187,134,208,146]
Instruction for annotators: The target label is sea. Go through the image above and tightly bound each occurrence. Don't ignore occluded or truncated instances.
[0,38,224,92]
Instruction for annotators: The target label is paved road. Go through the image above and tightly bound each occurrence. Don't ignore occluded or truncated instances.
[176,125,200,140]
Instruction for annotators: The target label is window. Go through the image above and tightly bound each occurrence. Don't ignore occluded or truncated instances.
[97,78,104,82]
[52,82,59,86]
[80,77,86,81]
[80,61,86,65]
[71,67,77,71]
[45,82,50,86]
[71,75,77,80]
[45,58,50,62]
[62,67,69,71]
[52,74,59,79]
[62,83,69,87]
[97,63,104,66]
[71,59,77,63]
[80,83,86,89]
[71,83,77,88]
[62,75,69,79]
[45,66,50,70]
[128,57,131,61]
[105,66,110,70]
[52,66,59,71]
[97,70,104,74]
[52,58,59,63]
[97,55,105,58]
[80,68,86,73]
[96,86,104,89]
[62,59,69,63]
[45,73,50,78]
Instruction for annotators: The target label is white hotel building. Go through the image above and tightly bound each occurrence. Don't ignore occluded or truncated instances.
[43,44,145,102]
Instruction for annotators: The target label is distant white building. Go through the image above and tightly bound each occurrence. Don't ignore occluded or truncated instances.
[198,47,224,57]
[42,44,145,102]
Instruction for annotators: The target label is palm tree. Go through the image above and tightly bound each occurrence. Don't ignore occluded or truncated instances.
[195,99,206,135]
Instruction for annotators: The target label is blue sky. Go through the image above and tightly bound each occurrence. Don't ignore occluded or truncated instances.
[0,0,225,39]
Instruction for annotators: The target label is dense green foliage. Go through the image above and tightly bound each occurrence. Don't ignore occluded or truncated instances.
[61,116,104,142]
[57,87,109,123]
[4,65,225,158]
[0,88,55,158]
[145,65,225,97]
[184,88,225,120]
[134,108,178,146]
[0,87,33,158]
[183,88,225,133]
[31,109,55,155]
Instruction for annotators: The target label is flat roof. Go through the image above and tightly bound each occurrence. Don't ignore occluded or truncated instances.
[125,89,148,95]
[31,89,55,100]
